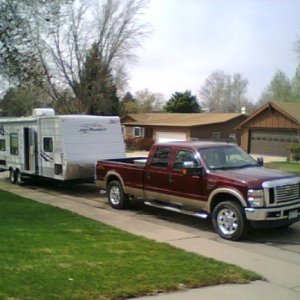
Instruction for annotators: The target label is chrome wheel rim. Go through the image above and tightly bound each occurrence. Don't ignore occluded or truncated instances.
[217,208,238,235]
[110,185,121,206]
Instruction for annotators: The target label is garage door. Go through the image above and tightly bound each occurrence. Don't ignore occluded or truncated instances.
[156,132,187,143]
[250,130,298,156]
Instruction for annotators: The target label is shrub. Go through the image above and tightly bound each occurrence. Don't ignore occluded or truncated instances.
[288,144,300,162]
[125,137,155,151]
[135,138,155,151]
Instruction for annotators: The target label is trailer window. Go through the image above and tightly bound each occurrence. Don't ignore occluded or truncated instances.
[0,139,5,151]
[10,134,19,155]
[43,137,53,152]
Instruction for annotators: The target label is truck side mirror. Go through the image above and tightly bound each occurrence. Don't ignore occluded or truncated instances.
[257,156,264,166]
[182,161,205,176]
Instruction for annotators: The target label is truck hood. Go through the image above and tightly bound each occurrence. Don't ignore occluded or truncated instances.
[211,167,296,188]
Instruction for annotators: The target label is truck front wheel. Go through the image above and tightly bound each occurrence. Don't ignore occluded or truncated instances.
[212,201,248,241]
[107,180,129,210]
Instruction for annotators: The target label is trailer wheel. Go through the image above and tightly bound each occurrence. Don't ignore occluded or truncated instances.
[16,170,23,185]
[9,169,17,184]
[212,201,248,241]
[107,180,129,209]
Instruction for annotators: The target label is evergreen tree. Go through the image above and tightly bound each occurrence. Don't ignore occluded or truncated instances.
[165,91,200,113]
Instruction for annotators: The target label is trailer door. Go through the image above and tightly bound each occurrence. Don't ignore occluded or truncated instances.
[24,127,38,173]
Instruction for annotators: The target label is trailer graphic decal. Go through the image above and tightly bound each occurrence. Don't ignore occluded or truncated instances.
[79,123,107,134]
[40,150,53,162]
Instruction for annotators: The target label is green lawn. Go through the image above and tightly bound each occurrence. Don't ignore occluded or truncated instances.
[265,161,300,176]
[0,190,260,300]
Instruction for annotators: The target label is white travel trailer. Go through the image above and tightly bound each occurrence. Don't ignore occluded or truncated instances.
[0,108,125,183]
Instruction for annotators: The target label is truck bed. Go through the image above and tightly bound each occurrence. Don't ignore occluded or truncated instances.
[96,157,148,194]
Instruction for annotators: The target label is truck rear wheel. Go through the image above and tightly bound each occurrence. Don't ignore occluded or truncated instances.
[107,180,129,209]
[212,201,248,241]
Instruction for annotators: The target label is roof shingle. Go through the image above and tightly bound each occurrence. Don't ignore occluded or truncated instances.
[122,113,244,127]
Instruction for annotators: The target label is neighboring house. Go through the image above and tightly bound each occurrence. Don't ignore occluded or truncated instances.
[235,101,300,157]
[121,113,247,148]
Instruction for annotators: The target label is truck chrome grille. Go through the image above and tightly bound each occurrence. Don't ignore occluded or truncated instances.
[274,183,300,203]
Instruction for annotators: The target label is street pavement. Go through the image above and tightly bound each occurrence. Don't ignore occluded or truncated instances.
[0,172,300,300]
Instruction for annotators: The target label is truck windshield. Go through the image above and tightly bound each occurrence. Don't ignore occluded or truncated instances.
[198,145,257,170]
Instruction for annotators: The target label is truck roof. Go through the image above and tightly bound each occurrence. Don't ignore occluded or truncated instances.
[156,141,235,150]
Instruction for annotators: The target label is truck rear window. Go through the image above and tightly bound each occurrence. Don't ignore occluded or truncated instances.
[150,147,171,168]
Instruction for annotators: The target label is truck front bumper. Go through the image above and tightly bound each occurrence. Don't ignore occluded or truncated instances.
[245,202,300,227]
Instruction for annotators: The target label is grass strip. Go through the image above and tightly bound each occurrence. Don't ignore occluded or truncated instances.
[265,161,300,176]
[0,189,260,300]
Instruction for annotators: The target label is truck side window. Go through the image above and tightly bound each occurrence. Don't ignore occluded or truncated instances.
[173,150,200,170]
[10,133,19,155]
[150,147,171,168]
[43,137,53,153]
[0,139,5,151]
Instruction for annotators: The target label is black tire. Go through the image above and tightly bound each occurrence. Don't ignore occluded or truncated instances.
[16,170,23,185]
[212,201,249,241]
[9,169,17,184]
[107,180,129,209]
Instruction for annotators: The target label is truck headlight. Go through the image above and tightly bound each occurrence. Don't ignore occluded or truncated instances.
[248,189,265,207]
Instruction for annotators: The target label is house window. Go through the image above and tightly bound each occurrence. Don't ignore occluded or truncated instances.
[121,126,125,136]
[212,132,221,140]
[43,137,53,152]
[133,127,142,137]
[0,139,5,151]
[10,133,19,155]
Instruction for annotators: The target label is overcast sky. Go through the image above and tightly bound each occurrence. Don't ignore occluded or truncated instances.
[128,0,300,103]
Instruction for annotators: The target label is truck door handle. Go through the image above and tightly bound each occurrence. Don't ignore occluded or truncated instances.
[169,175,173,183]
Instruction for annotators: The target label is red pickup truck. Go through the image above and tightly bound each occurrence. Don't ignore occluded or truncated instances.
[96,141,300,240]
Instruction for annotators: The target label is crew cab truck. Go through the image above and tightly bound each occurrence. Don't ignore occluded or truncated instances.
[96,141,300,240]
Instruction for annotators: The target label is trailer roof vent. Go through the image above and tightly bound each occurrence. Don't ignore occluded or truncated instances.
[32,108,55,116]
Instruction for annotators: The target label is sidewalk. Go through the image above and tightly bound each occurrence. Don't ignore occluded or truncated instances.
[0,176,299,300]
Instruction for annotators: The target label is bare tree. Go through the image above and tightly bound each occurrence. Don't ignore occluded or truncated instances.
[0,0,149,114]
[120,89,164,115]
[134,89,164,112]
[200,70,249,113]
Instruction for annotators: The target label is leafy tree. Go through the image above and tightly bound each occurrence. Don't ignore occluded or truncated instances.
[0,0,149,114]
[120,91,137,115]
[258,70,293,105]
[291,65,300,102]
[200,70,249,113]
[122,92,135,103]
[164,90,200,113]
[0,87,49,116]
